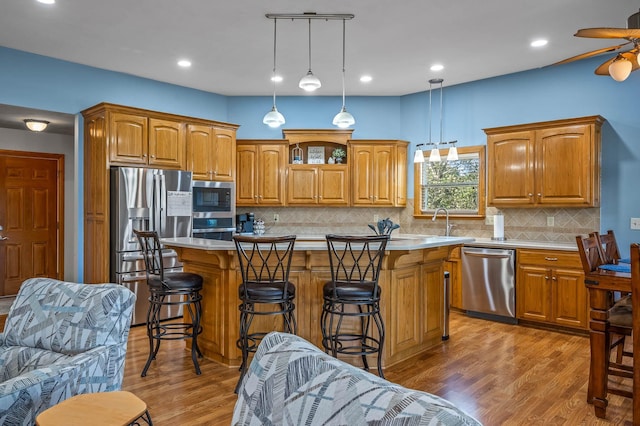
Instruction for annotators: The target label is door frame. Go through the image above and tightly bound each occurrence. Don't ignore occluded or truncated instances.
[0,149,65,280]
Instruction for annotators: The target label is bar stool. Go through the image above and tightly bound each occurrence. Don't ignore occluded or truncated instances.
[321,234,389,378]
[233,235,297,392]
[133,230,203,377]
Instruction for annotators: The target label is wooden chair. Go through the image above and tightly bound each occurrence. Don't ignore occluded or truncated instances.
[576,234,633,401]
[593,230,622,265]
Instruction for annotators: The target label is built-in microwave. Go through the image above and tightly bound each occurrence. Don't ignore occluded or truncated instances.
[191,181,235,240]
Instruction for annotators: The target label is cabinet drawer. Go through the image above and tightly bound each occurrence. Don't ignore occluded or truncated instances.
[517,249,582,269]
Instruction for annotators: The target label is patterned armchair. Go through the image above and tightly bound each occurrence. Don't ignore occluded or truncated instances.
[0,278,135,425]
[233,332,482,425]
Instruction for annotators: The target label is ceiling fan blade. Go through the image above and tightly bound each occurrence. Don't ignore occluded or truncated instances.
[575,27,640,39]
[553,43,630,65]
[594,50,640,75]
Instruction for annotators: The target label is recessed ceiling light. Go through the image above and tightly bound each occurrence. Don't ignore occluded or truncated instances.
[531,39,548,47]
[430,64,444,71]
[360,75,372,83]
[271,75,283,82]
[177,59,192,68]
[37,0,55,4]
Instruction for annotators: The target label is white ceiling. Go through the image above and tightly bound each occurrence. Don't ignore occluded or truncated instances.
[1,0,639,99]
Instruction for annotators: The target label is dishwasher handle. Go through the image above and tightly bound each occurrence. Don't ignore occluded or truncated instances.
[462,249,514,259]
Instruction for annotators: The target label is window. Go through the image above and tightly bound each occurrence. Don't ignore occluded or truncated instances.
[414,145,485,218]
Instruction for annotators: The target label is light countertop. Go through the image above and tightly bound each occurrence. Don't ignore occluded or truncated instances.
[464,237,577,251]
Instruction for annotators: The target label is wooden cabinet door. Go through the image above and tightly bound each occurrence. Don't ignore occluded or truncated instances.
[536,124,593,206]
[212,128,235,181]
[287,166,317,205]
[109,112,148,165]
[187,124,213,180]
[516,264,550,322]
[373,145,394,205]
[550,267,588,329]
[388,266,421,359]
[148,118,185,169]
[352,146,374,205]
[258,144,286,205]
[236,144,258,205]
[487,131,535,206]
[420,262,445,345]
[318,166,349,205]
[396,144,407,206]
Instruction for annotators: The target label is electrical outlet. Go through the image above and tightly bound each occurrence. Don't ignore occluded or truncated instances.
[547,216,555,227]
[485,215,494,225]
[273,214,279,222]
[373,214,380,223]
[631,217,640,230]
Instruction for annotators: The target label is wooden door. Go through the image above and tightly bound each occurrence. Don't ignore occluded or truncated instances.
[212,128,235,181]
[258,144,286,205]
[550,267,588,329]
[148,118,185,170]
[536,124,593,206]
[373,145,394,205]
[236,144,258,205]
[516,264,550,322]
[109,112,148,165]
[187,124,213,180]
[487,131,535,206]
[286,166,317,205]
[395,144,407,206]
[351,145,374,205]
[318,167,349,205]
[0,151,63,296]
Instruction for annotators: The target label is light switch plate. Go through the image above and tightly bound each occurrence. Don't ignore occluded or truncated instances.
[547,216,554,227]
[630,217,640,230]
[485,215,494,225]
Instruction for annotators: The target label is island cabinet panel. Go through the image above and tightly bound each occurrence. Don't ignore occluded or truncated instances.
[485,116,603,208]
[516,249,587,330]
[166,242,461,371]
[236,141,287,206]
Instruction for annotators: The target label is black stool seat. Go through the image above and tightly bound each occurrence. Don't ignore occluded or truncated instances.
[133,229,204,378]
[321,234,389,378]
[233,235,297,393]
[148,272,203,290]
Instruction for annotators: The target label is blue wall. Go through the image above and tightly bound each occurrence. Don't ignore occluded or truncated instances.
[1,46,639,277]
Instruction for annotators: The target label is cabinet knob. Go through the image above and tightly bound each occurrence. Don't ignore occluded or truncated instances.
[150,155,155,159]
[142,154,147,158]
[528,193,533,197]
[545,275,549,280]
[259,195,263,199]
[537,193,542,197]
[552,276,557,281]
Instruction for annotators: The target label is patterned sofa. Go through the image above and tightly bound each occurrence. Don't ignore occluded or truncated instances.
[233,332,482,425]
[0,278,135,426]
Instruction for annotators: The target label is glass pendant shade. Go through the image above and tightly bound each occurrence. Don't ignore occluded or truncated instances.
[446,145,458,161]
[263,106,285,128]
[429,148,441,162]
[609,57,632,81]
[413,148,425,163]
[299,71,321,91]
[332,107,355,128]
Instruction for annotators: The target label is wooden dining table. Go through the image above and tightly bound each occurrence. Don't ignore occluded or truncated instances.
[583,268,639,425]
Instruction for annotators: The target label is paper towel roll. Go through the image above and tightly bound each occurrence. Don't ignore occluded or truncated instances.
[493,214,505,240]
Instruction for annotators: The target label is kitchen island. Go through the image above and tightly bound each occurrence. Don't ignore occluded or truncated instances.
[162,234,473,370]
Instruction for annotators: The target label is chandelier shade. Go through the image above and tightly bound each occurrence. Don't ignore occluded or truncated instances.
[263,18,285,128]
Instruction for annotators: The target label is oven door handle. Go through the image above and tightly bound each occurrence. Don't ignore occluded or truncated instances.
[192,227,236,233]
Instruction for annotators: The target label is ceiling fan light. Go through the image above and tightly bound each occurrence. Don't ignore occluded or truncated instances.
[413,148,425,163]
[299,70,321,91]
[429,148,441,162]
[332,107,355,128]
[263,106,285,128]
[609,57,632,81]
[447,145,458,161]
[24,119,49,132]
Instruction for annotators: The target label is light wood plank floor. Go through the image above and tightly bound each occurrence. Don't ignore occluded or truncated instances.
[121,312,634,425]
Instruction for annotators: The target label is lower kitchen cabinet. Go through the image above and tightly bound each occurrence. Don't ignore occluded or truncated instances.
[516,249,588,330]
[444,247,462,310]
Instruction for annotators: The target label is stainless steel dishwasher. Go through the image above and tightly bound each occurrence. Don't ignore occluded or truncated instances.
[461,246,517,323]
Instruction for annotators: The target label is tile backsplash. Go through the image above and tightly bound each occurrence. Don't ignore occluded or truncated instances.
[242,200,599,243]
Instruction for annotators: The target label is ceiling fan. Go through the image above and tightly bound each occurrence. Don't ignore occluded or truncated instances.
[554,10,640,81]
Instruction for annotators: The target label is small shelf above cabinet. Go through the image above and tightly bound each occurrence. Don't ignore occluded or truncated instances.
[283,129,353,165]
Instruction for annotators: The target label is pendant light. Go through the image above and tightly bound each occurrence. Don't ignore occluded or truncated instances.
[263,18,285,128]
[333,19,355,128]
[428,79,442,162]
[299,18,321,92]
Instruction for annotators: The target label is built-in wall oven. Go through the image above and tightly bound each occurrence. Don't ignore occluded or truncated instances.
[191,181,235,241]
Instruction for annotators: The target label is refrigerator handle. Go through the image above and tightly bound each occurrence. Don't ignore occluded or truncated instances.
[159,174,167,235]
[152,173,160,234]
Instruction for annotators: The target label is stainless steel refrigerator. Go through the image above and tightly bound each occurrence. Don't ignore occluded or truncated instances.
[110,167,193,325]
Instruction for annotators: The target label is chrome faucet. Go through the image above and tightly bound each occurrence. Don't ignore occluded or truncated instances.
[432,208,452,236]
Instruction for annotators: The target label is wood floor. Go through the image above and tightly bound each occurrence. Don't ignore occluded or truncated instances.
[121,312,634,425]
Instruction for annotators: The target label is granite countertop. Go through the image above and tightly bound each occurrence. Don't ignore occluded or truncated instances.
[464,237,577,251]
[162,234,475,251]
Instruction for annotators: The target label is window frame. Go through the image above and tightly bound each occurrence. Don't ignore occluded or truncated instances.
[413,145,486,219]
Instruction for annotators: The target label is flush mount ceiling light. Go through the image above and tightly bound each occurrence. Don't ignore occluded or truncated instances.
[24,119,49,132]
[263,18,285,128]
[177,59,192,68]
[332,18,355,129]
[37,0,55,4]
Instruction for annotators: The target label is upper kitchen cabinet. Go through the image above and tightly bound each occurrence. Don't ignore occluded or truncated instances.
[485,116,603,207]
[236,140,287,206]
[350,140,408,207]
[187,125,236,181]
